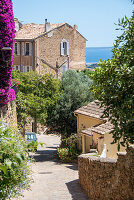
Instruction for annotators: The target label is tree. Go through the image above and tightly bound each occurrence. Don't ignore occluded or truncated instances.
[91,13,134,148]
[47,70,94,136]
[12,70,61,134]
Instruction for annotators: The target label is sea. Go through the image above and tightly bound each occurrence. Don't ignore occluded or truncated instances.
[86,47,113,65]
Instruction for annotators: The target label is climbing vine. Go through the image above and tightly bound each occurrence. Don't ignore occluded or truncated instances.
[0,0,16,107]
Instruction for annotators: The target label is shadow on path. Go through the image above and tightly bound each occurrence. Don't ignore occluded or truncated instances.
[66,163,78,171]
[66,179,89,200]
[33,149,58,162]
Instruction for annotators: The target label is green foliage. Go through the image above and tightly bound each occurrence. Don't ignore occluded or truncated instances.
[0,121,32,200]
[80,68,95,78]
[47,70,94,136]
[12,70,61,133]
[27,141,45,152]
[91,13,134,148]
[57,134,79,162]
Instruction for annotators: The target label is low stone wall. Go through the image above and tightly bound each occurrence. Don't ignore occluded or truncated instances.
[78,148,134,200]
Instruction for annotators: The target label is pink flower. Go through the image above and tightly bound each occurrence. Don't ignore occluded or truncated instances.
[0,0,16,107]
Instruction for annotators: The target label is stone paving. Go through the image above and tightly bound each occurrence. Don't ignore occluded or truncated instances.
[15,134,88,200]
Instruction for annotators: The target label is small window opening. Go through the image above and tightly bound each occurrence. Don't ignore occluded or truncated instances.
[14,43,17,55]
[25,43,29,56]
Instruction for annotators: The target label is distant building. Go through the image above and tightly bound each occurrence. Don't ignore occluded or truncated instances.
[74,100,126,158]
[13,18,87,77]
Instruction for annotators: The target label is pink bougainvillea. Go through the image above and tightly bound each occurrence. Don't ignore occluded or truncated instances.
[0,0,16,107]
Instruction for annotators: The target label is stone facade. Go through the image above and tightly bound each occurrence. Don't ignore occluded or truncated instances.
[0,102,17,127]
[13,20,86,76]
[25,117,46,133]
[78,147,134,200]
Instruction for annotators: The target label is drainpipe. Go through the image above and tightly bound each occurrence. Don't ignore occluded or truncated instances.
[68,55,69,70]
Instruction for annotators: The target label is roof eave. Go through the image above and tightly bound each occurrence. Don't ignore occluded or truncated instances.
[74,111,103,121]
[34,23,87,41]
[34,23,66,40]
[15,38,34,42]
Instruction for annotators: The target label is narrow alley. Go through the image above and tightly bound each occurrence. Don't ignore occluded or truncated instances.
[16,134,88,200]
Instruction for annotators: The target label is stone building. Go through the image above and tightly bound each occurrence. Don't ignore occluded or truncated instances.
[74,100,126,158]
[13,18,87,77]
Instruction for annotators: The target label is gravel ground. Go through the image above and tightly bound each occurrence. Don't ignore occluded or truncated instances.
[14,134,88,200]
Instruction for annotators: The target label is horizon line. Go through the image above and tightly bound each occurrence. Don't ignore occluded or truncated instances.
[86,46,114,48]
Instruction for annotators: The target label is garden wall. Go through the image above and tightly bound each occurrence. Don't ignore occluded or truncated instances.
[78,147,134,200]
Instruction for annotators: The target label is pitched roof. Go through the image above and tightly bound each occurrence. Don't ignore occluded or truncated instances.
[91,122,114,135]
[15,22,87,41]
[81,127,92,135]
[74,100,105,120]
[15,23,65,40]
[81,122,114,136]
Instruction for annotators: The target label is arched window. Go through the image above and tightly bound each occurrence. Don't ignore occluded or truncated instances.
[60,39,69,56]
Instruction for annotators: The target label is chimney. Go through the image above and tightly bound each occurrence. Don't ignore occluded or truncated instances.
[45,19,51,32]
[14,18,22,31]
[74,24,78,30]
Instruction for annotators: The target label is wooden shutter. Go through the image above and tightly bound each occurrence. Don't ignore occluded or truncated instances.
[67,42,69,55]
[60,42,64,56]
[22,42,25,55]
[17,42,20,55]
[29,42,32,56]
[22,66,26,73]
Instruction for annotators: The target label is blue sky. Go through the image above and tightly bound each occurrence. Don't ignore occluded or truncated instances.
[12,0,133,47]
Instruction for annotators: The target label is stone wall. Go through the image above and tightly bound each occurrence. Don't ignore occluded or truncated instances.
[25,117,46,133]
[0,102,17,127]
[36,24,86,73]
[78,148,134,200]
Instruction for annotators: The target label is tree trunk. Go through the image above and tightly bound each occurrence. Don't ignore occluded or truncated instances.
[34,117,37,133]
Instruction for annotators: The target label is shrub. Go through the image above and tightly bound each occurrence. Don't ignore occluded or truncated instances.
[57,134,79,162]
[0,121,32,200]
[27,141,45,152]
[47,70,93,137]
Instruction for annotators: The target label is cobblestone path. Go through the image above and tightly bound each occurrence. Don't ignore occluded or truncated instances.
[15,134,88,200]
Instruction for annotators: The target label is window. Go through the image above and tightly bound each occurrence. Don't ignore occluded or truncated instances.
[25,43,29,56]
[14,42,20,55]
[14,65,20,71]
[14,43,17,55]
[27,66,30,72]
[63,42,67,55]
[22,66,32,73]
[22,42,32,56]
[61,39,69,56]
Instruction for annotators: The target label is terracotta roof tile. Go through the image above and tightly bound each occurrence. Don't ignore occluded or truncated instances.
[81,128,92,135]
[81,122,114,136]
[15,23,65,40]
[91,122,114,135]
[74,100,105,119]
